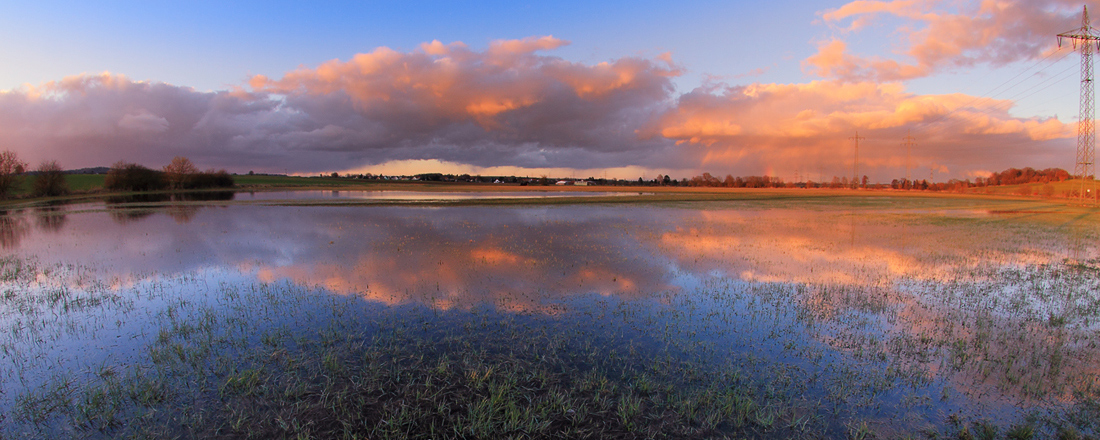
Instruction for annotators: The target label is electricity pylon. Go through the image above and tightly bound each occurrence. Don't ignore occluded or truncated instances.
[902,130,916,183]
[1058,5,1100,200]
[850,131,865,188]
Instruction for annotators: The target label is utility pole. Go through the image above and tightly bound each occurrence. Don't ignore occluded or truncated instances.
[1058,5,1100,200]
[849,131,865,188]
[902,130,916,183]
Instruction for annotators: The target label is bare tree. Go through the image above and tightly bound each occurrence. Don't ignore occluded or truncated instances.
[0,150,26,198]
[32,160,69,197]
[163,156,198,189]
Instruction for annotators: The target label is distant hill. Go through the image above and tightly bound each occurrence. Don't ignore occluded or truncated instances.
[22,166,110,176]
[64,167,110,174]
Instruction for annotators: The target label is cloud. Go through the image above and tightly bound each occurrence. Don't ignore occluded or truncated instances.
[0,72,291,171]
[487,35,569,57]
[653,79,1072,180]
[117,109,169,133]
[248,36,683,169]
[807,0,1091,82]
[0,33,1076,180]
[0,39,684,173]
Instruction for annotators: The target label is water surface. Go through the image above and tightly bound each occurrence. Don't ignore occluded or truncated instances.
[1,196,1098,437]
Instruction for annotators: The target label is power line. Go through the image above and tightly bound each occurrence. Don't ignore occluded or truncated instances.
[998,64,1080,111]
[921,48,1074,127]
[1059,5,1100,197]
[902,130,917,182]
[849,131,865,187]
[936,63,1078,136]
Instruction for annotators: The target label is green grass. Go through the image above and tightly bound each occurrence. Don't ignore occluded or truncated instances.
[962,178,1099,200]
[60,174,106,193]
[7,174,107,197]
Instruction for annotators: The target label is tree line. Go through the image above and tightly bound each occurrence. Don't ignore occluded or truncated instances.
[106,157,233,191]
[0,151,233,199]
[685,173,787,188]
[973,167,1071,186]
[890,167,1071,192]
[684,166,1074,192]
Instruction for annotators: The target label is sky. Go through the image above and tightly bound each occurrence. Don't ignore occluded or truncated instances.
[0,0,1096,182]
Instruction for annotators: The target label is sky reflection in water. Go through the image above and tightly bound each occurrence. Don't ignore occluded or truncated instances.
[2,199,1099,434]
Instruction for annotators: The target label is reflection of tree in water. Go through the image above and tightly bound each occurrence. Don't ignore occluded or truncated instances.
[105,191,234,225]
[106,193,172,204]
[107,207,157,225]
[106,194,170,225]
[165,205,200,224]
[175,191,234,202]
[0,211,29,249]
[34,205,67,232]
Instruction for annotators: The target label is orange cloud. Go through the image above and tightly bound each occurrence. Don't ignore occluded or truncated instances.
[487,35,569,58]
[653,79,1072,180]
[252,36,676,131]
[821,0,934,30]
[244,219,675,313]
[237,37,683,170]
[0,30,1075,181]
[810,0,1085,82]
[803,39,931,81]
[0,42,683,174]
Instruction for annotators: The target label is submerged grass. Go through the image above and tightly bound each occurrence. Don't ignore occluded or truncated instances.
[4,257,1099,439]
[4,273,839,439]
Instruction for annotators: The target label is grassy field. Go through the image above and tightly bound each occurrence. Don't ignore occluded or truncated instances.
[962,178,1100,199]
[10,174,107,196]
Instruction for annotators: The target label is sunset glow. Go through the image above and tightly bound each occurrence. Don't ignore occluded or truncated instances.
[0,0,1093,181]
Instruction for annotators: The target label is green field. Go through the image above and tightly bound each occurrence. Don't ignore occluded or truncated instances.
[11,174,107,196]
[962,178,1100,199]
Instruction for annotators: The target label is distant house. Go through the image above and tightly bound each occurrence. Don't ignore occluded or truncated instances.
[574,181,589,186]
[556,180,571,185]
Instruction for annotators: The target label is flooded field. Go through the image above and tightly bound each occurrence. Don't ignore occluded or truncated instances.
[1,194,1099,438]
[233,190,648,202]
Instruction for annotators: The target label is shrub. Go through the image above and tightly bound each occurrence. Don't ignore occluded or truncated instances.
[105,162,166,192]
[31,161,68,197]
[189,169,234,189]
